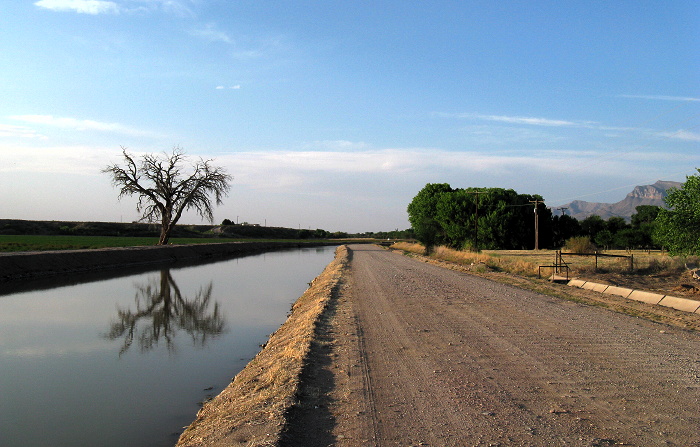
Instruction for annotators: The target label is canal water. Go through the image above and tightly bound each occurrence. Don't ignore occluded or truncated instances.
[0,245,338,447]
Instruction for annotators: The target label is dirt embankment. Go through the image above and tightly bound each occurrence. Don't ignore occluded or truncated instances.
[176,245,350,447]
[0,241,333,283]
[285,245,700,447]
[173,244,700,446]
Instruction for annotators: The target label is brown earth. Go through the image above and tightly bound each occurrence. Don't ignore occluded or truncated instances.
[281,245,700,447]
[177,246,350,447]
[578,269,700,299]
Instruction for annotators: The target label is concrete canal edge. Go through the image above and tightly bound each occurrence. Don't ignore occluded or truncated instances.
[567,279,700,314]
[0,241,334,282]
[176,245,349,447]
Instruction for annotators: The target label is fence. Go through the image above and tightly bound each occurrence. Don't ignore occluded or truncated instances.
[538,250,634,280]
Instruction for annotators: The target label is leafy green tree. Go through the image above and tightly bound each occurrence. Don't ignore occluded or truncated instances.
[314,228,330,238]
[605,216,629,234]
[631,205,661,228]
[581,215,605,240]
[435,188,475,249]
[654,170,700,255]
[407,184,548,250]
[594,229,614,250]
[407,183,453,250]
[614,228,646,249]
[551,214,582,248]
[630,205,661,248]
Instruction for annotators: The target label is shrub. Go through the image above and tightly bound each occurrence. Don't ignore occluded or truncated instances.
[564,236,596,254]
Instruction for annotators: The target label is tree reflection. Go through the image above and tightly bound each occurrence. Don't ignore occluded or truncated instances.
[105,269,226,355]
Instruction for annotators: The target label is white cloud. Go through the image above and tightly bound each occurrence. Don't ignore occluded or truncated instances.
[660,129,700,142]
[456,113,593,127]
[34,0,199,16]
[34,0,120,14]
[304,140,369,151]
[215,85,241,90]
[0,144,116,174]
[10,115,158,137]
[618,94,700,102]
[146,0,195,17]
[0,124,47,139]
[219,148,593,192]
[190,23,232,43]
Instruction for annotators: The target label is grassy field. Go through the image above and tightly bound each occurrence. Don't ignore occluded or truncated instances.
[0,235,302,252]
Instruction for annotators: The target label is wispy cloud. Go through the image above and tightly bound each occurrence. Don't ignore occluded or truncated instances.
[0,124,47,139]
[34,0,196,16]
[215,85,241,90]
[444,112,595,128]
[145,0,195,17]
[34,0,120,14]
[190,23,232,43]
[0,143,115,174]
[221,147,618,191]
[659,129,700,142]
[618,94,700,102]
[303,140,370,151]
[10,115,157,137]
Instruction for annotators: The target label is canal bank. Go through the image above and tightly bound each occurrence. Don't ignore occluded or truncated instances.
[177,245,349,447]
[0,241,336,282]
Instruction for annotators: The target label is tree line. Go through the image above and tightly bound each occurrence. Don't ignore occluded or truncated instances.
[408,171,700,256]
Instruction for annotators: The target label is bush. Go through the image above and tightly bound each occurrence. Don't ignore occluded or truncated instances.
[564,236,596,254]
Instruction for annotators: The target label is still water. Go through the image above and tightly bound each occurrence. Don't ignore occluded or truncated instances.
[0,245,337,447]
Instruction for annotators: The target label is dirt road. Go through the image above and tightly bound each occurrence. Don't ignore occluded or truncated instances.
[282,245,700,447]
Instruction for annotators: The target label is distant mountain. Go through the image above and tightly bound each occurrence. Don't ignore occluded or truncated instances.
[557,180,682,221]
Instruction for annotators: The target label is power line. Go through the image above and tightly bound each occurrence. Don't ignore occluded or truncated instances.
[529,199,544,250]
[568,113,700,174]
[548,168,697,206]
[467,190,487,252]
[550,98,700,205]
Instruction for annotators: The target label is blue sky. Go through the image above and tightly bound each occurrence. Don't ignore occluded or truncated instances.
[1,1,698,233]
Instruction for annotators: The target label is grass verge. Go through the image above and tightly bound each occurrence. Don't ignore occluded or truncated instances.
[176,245,349,447]
[390,242,700,332]
[0,235,356,252]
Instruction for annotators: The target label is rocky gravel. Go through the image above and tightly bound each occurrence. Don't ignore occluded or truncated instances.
[283,245,700,447]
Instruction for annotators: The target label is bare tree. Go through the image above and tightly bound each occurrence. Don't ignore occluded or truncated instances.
[104,268,226,355]
[103,147,232,245]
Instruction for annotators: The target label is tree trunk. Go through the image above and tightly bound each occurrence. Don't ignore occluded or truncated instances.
[159,216,172,245]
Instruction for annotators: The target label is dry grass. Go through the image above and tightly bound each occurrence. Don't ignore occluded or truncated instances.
[392,242,694,279]
[392,243,542,277]
[176,245,349,447]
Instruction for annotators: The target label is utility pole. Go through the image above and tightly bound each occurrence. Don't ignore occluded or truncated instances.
[530,199,544,250]
[469,190,486,252]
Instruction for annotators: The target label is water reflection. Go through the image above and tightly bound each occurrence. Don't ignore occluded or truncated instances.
[104,269,226,355]
[0,245,337,447]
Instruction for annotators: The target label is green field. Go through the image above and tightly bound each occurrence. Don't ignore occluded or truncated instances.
[0,235,258,252]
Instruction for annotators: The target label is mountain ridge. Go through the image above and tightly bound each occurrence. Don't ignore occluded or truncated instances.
[557,180,682,221]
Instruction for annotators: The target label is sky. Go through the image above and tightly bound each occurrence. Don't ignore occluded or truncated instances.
[1,1,698,233]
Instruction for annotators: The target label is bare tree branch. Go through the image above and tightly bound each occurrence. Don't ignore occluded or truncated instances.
[102,146,232,245]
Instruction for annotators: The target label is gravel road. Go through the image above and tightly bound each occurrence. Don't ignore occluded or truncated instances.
[282,245,700,447]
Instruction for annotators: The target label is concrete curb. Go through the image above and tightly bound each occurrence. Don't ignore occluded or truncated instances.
[628,290,665,305]
[0,241,335,282]
[568,279,587,288]
[581,282,609,293]
[567,278,700,315]
[658,295,700,313]
[604,285,634,299]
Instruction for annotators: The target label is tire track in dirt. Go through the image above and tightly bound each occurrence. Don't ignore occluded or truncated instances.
[290,245,700,447]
